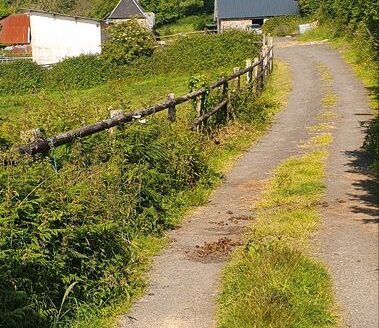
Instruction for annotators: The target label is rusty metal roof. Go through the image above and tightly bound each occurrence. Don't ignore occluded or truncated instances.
[0,14,30,45]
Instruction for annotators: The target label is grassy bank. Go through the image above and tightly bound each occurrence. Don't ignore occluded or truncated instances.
[156,15,213,36]
[217,63,338,328]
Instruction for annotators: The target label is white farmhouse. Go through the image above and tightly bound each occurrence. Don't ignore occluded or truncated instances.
[0,10,103,65]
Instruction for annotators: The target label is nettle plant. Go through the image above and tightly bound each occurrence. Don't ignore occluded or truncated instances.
[102,19,156,66]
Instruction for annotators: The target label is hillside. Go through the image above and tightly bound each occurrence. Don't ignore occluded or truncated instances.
[0,0,214,24]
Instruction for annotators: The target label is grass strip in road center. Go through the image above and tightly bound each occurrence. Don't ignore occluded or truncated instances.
[217,62,338,326]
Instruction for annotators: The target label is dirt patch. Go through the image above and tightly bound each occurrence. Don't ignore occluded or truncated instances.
[228,215,251,224]
[188,238,242,263]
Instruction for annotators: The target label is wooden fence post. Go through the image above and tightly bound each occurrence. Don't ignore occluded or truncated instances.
[262,45,268,78]
[196,94,205,132]
[167,93,176,122]
[262,34,266,46]
[268,37,274,74]
[253,57,259,92]
[259,51,264,90]
[233,67,240,92]
[109,110,123,135]
[246,59,252,85]
[222,79,229,119]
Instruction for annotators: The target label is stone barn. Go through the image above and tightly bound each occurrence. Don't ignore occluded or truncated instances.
[214,0,299,32]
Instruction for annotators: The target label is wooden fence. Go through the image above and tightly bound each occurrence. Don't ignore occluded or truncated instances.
[19,37,274,155]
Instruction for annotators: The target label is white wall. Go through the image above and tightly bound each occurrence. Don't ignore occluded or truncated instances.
[30,13,102,65]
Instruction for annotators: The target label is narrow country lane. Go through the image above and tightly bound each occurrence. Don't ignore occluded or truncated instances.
[121,40,378,328]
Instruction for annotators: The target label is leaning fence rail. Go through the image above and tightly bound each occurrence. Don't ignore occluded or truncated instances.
[19,37,274,155]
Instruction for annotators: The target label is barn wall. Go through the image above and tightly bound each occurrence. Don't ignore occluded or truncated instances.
[30,13,102,65]
[220,19,252,32]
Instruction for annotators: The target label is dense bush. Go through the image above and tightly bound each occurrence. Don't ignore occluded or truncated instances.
[149,30,261,75]
[0,61,45,94]
[0,0,9,18]
[365,116,379,176]
[141,0,213,25]
[0,30,261,94]
[2,0,213,24]
[101,20,156,66]
[0,120,215,327]
[299,0,379,38]
[263,16,310,36]
[48,55,109,89]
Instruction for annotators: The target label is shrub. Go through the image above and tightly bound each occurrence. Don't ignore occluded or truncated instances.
[364,116,379,176]
[299,0,379,38]
[47,54,109,89]
[150,30,261,74]
[0,61,45,94]
[263,16,310,37]
[101,20,156,66]
[0,119,214,327]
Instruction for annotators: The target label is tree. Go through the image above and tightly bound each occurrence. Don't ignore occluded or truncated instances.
[0,0,10,18]
[101,20,156,66]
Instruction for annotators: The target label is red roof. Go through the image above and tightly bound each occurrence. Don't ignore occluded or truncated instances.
[0,14,30,45]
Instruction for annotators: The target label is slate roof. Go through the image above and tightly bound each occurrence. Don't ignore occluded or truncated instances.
[107,0,146,19]
[216,0,299,19]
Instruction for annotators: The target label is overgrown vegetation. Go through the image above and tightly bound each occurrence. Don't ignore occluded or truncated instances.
[101,20,156,66]
[263,16,310,37]
[298,0,378,38]
[0,29,261,94]
[156,14,212,36]
[1,0,214,25]
[0,29,280,328]
[0,121,215,328]
[0,60,45,94]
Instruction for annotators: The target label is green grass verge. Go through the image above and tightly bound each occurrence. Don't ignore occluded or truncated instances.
[217,61,338,328]
[218,149,336,328]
